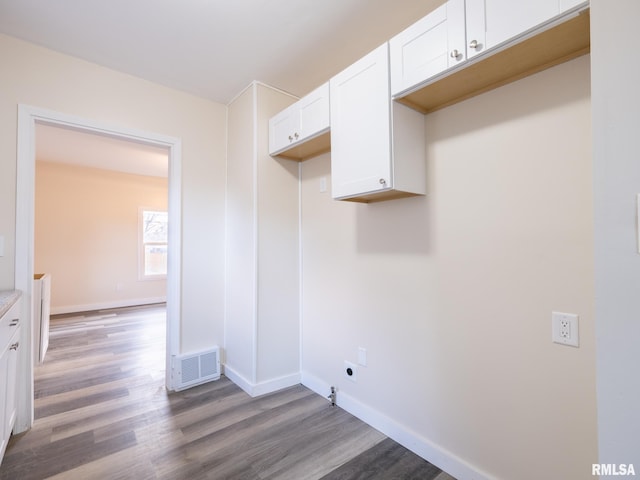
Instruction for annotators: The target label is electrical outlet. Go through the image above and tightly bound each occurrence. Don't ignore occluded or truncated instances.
[552,312,579,347]
[344,360,357,382]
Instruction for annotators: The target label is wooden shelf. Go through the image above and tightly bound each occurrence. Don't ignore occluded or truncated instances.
[395,9,591,114]
[270,130,331,161]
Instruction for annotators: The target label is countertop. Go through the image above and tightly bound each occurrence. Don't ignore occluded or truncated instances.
[0,290,21,318]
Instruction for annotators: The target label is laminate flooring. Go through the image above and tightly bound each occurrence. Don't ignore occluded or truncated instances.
[1,304,455,480]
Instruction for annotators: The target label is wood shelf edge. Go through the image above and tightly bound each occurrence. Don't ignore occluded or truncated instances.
[396,9,591,114]
[271,130,331,161]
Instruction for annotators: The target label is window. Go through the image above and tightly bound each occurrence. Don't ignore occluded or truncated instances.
[140,209,168,278]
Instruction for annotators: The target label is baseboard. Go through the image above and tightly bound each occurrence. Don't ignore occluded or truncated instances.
[301,371,494,480]
[224,364,301,397]
[51,297,167,315]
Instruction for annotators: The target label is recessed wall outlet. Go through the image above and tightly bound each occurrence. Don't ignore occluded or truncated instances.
[552,311,579,347]
[344,360,357,382]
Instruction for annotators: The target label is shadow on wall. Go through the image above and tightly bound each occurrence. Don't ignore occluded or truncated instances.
[356,194,431,254]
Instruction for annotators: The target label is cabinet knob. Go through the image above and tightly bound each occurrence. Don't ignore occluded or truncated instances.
[379,178,387,186]
[10,342,19,351]
[294,132,299,139]
[288,135,294,142]
[450,49,461,59]
[469,39,479,49]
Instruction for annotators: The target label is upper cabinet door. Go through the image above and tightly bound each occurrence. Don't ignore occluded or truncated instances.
[269,103,298,154]
[390,0,466,96]
[330,44,391,199]
[268,82,330,159]
[298,82,330,141]
[466,0,561,58]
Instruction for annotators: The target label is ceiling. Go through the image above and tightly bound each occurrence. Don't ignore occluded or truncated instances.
[2,0,445,174]
[0,0,444,104]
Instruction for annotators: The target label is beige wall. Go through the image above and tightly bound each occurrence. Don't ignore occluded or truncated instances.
[225,83,300,394]
[301,55,596,479]
[35,162,167,312]
[0,33,227,353]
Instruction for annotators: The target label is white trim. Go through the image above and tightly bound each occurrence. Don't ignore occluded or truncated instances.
[298,162,303,374]
[15,105,183,433]
[301,371,496,480]
[227,80,298,106]
[225,363,301,397]
[251,82,259,385]
[50,297,167,316]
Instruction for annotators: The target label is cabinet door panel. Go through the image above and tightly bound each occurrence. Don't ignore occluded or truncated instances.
[298,82,329,141]
[466,0,560,57]
[390,0,466,96]
[0,345,7,456]
[330,44,391,199]
[4,329,18,439]
[268,104,298,154]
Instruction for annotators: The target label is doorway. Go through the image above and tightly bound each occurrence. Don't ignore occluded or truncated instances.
[15,105,182,433]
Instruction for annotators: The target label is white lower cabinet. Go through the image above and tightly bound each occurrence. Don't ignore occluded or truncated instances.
[330,43,425,203]
[0,300,21,464]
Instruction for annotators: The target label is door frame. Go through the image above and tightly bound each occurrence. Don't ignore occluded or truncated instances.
[15,104,182,432]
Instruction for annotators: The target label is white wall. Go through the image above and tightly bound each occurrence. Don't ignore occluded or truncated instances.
[0,33,227,354]
[591,0,640,472]
[301,56,596,479]
[225,83,300,394]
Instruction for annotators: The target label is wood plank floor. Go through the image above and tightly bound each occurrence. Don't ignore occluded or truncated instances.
[1,304,455,480]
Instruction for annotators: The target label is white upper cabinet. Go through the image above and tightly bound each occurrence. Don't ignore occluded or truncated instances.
[390,0,466,97]
[269,82,330,160]
[466,0,564,59]
[330,43,426,203]
[391,0,590,113]
[560,0,587,13]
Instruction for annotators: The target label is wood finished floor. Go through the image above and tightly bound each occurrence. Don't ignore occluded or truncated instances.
[1,304,455,480]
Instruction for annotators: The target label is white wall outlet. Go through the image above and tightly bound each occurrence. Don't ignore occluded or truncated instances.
[357,347,367,366]
[552,311,579,347]
[344,360,357,382]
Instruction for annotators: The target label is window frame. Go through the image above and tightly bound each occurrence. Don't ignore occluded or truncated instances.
[138,207,168,280]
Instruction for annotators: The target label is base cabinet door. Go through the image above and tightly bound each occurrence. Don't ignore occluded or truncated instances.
[0,300,21,464]
[0,330,19,463]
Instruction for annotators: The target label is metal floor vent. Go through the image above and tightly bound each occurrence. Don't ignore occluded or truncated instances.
[173,346,220,391]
